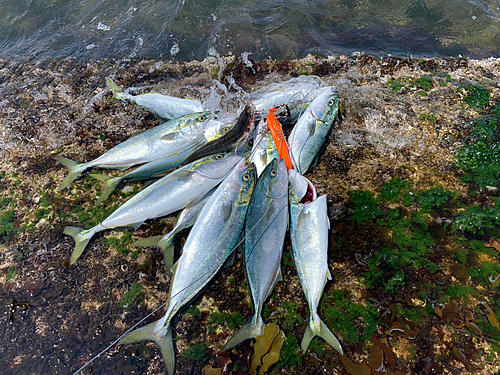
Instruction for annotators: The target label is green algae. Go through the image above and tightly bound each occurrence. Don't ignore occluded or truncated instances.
[119,283,144,312]
[182,342,207,362]
[460,84,491,110]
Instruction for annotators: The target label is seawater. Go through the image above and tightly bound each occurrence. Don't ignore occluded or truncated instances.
[1,0,499,61]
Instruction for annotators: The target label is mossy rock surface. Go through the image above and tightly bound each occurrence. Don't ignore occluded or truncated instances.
[2,54,500,374]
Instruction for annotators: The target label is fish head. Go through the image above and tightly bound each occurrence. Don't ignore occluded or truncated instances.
[203,116,237,143]
[261,158,288,199]
[193,152,243,180]
[308,87,339,127]
[288,169,317,204]
[176,111,213,139]
[236,162,257,205]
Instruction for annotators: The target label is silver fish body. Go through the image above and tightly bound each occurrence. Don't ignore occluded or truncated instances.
[288,169,343,355]
[250,76,325,121]
[64,152,242,265]
[119,160,257,375]
[55,111,214,190]
[288,87,339,174]
[130,189,214,270]
[106,77,203,120]
[223,158,289,351]
[249,120,279,177]
[90,117,237,204]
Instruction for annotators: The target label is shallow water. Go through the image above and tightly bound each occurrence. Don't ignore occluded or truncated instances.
[1,0,500,61]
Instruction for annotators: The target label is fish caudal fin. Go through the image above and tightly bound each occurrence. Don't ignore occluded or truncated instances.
[89,173,121,204]
[54,157,87,191]
[119,321,175,375]
[301,315,343,355]
[105,77,124,100]
[131,235,175,271]
[223,314,265,351]
[63,226,95,265]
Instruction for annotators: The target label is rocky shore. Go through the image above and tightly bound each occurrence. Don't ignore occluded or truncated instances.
[1,53,500,374]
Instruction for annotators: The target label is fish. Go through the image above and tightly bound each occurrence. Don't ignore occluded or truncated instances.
[130,189,213,270]
[180,105,255,167]
[55,111,214,190]
[223,158,289,351]
[288,169,343,355]
[250,76,325,123]
[106,77,204,120]
[249,120,278,177]
[89,117,236,204]
[288,87,339,175]
[63,152,242,265]
[118,160,257,375]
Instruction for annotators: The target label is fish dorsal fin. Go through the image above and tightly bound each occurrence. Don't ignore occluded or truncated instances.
[272,268,282,291]
[161,132,178,141]
[221,201,233,221]
[129,129,148,139]
[326,269,332,282]
[308,121,316,137]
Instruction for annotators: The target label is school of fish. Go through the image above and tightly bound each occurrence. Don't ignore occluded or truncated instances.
[58,76,342,374]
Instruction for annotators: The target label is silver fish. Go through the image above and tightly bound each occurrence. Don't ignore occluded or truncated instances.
[64,152,242,265]
[288,169,343,355]
[250,76,325,122]
[55,111,214,190]
[130,189,213,270]
[106,77,203,120]
[223,158,289,351]
[118,160,257,375]
[249,119,278,177]
[288,87,339,174]
[89,118,236,204]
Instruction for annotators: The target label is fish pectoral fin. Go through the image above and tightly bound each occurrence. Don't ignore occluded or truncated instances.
[221,201,233,221]
[129,221,145,230]
[161,132,178,141]
[174,169,193,182]
[308,121,316,137]
[271,268,282,292]
[326,269,332,282]
[222,250,236,269]
[119,321,176,375]
[265,203,278,222]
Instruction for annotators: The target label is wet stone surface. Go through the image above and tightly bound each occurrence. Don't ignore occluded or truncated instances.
[1,53,500,374]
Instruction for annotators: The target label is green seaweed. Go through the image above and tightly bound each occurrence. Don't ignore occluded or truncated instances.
[208,311,245,331]
[414,76,434,91]
[182,342,207,362]
[322,290,379,345]
[276,335,301,367]
[6,265,17,280]
[119,283,143,312]
[460,84,490,109]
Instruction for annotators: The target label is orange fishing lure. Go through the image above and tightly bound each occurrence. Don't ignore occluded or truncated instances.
[267,107,293,170]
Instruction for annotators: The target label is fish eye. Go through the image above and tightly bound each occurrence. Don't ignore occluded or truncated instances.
[270,169,277,176]
[223,126,229,132]
[198,115,206,122]
[215,154,224,160]
[328,99,334,106]
[243,174,250,181]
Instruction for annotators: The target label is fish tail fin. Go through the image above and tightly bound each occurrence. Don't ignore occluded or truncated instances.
[54,157,87,191]
[223,314,265,351]
[301,315,343,355]
[89,173,121,204]
[106,77,124,100]
[119,321,175,375]
[132,235,175,271]
[63,226,95,265]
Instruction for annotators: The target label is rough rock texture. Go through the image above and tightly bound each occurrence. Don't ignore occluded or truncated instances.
[1,53,500,374]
